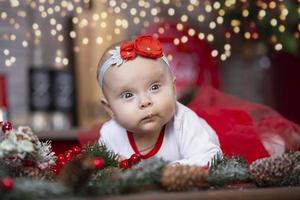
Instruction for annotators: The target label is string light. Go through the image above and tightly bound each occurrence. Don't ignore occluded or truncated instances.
[168,8,175,16]
[173,38,180,45]
[198,32,205,40]
[211,50,218,57]
[181,35,188,43]
[1,0,298,67]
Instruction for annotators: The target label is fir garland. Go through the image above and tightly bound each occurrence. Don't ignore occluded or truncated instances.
[83,143,119,168]
[208,154,251,187]
[1,122,300,199]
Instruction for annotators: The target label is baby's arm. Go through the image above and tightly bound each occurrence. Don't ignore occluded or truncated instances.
[174,111,222,166]
[98,123,127,162]
[98,124,115,154]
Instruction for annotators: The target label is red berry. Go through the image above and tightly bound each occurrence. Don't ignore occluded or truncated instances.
[57,154,65,162]
[93,157,105,170]
[67,149,74,156]
[1,121,12,133]
[119,159,131,169]
[58,160,66,167]
[64,151,73,161]
[72,146,81,155]
[2,177,14,190]
[130,154,141,164]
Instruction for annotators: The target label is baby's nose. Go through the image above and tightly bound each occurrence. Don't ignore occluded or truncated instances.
[139,96,152,109]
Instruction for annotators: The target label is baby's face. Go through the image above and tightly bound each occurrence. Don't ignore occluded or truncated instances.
[102,56,176,135]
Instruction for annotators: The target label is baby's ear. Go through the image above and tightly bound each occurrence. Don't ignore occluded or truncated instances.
[172,76,177,94]
[100,98,114,118]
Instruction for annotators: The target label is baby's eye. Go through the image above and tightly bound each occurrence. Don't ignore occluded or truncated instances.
[150,84,161,91]
[121,92,133,99]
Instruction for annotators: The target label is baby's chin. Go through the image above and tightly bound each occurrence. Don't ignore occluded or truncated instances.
[133,122,164,135]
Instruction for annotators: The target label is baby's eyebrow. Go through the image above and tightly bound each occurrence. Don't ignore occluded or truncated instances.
[149,71,165,82]
[113,85,132,96]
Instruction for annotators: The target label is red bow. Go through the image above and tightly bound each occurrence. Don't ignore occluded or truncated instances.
[120,35,163,60]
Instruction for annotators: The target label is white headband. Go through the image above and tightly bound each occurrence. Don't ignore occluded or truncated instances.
[98,46,170,88]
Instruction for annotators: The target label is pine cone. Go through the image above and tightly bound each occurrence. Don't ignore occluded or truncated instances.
[250,153,295,186]
[161,165,209,191]
[58,154,95,192]
[281,163,300,186]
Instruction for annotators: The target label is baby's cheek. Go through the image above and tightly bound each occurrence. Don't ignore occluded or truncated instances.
[117,104,139,123]
[119,106,136,119]
[159,96,176,115]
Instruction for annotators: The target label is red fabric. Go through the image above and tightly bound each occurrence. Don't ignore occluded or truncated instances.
[195,109,269,163]
[188,86,300,163]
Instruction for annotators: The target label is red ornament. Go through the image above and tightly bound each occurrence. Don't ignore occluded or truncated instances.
[1,121,12,133]
[120,41,136,60]
[130,153,141,164]
[72,146,81,155]
[119,35,163,61]
[119,159,131,169]
[135,35,163,58]
[93,157,105,170]
[2,177,14,190]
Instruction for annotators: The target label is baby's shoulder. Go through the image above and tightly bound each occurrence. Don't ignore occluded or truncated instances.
[175,101,199,120]
[100,119,124,138]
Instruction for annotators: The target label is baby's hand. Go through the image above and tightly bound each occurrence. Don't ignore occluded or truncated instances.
[118,155,127,162]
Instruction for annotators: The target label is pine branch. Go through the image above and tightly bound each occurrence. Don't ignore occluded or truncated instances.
[88,158,167,196]
[83,143,119,167]
[208,155,251,187]
[0,178,68,200]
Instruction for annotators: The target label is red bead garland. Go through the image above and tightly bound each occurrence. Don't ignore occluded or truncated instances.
[52,145,108,175]
[53,146,83,175]
[1,177,14,190]
[72,146,81,154]
[130,153,141,164]
[119,153,142,170]
[57,154,65,163]
[119,159,131,169]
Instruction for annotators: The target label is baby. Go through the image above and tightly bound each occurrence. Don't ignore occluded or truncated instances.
[97,35,221,166]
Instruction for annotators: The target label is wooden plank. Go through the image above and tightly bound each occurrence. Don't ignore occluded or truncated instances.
[73,186,300,200]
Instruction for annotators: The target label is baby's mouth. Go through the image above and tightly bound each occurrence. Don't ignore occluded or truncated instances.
[141,112,155,121]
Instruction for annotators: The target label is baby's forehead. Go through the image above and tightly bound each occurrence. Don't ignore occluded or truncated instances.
[108,56,170,76]
[103,57,171,88]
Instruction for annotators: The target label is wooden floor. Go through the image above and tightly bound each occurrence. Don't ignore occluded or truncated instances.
[61,186,300,200]
[102,186,300,200]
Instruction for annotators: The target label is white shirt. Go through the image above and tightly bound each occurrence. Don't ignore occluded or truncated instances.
[99,102,222,166]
